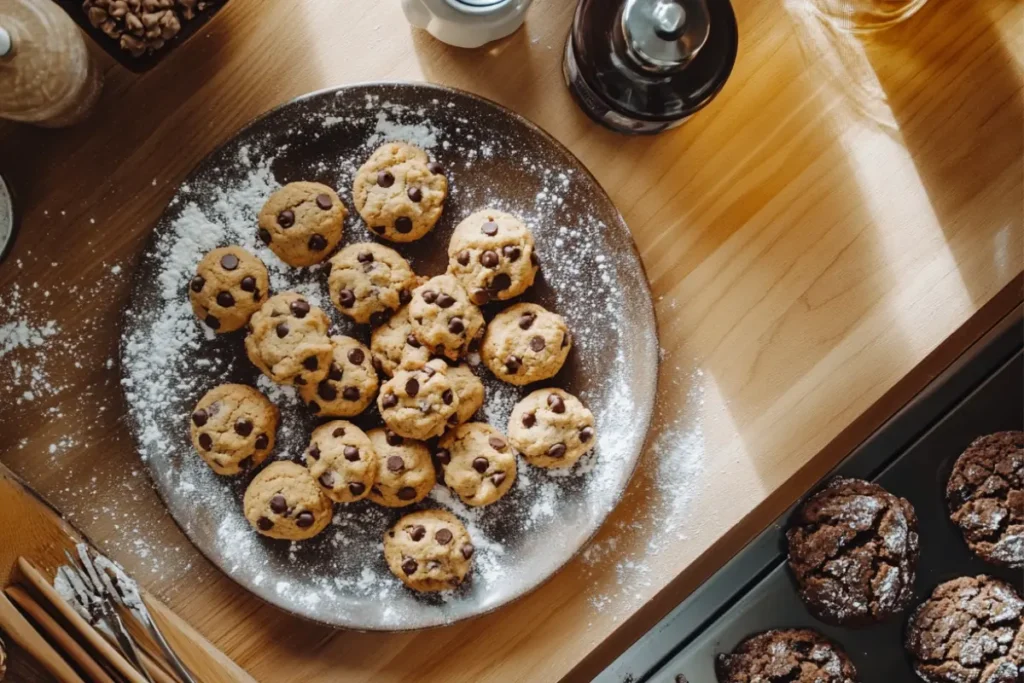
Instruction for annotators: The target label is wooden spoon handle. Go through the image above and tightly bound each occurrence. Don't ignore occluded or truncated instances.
[0,589,84,683]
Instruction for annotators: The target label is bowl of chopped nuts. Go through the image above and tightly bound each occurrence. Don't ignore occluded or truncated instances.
[53,0,228,72]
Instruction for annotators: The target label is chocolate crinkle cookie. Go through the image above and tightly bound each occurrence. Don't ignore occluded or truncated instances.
[715,629,859,683]
[906,575,1024,683]
[786,476,919,626]
[947,431,1024,569]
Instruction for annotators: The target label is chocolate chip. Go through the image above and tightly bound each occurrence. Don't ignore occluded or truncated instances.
[240,276,256,292]
[490,273,511,292]
[471,288,490,305]
[308,446,320,460]
[198,433,212,450]
[317,381,337,401]
[395,217,413,234]
[257,516,273,530]
[386,455,405,472]
[328,364,343,381]
[577,428,594,445]
[270,494,287,513]
[482,221,498,236]
[548,443,567,458]
[216,291,235,308]
[372,225,385,234]
[235,419,253,436]
[318,471,336,489]
[402,558,418,575]
[480,250,499,268]
[341,349,363,367]
[504,355,521,373]
[405,378,420,397]
[529,336,545,352]
[435,528,453,545]
[427,161,444,175]
[296,512,315,528]
[461,545,474,559]
[548,394,566,413]
[220,253,239,270]
[205,315,220,330]
[258,228,272,244]
[442,389,454,405]
[530,251,539,266]
[255,434,269,449]
[456,250,470,266]
[409,525,426,541]
[190,275,205,293]
[308,234,328,251]
[519,313,535,330]
[344,445,360,461]
[422,290,437,304]
[436,448,451,465]
[276,322,289,338]
[407,187,422,202]
[348,482,365,496]
[377,170,395,187]
[308,401,321,413]
[352,249,373,264]
[302,356,319,371]
[372,486,382,496]
[448,317,465,334]
[472,457,488,473]
[342,386,360,401]
[290,299,310,317]
[399,289,412,305]
[503,245,521,261]
[386,430,403,446]
[437,293,456,308]
[489,436,507,451]
[522,412,536,428]
[372,357,384,372]
[295,376,307,386]
[491,472,506,486]
[369,311,388,328]
[192,409,208,427]
[406,334,421,348]
[423,365,437,378]
[316,193,333,210]
[278,209,295,228]
[338,289,355,308]
[382,392,398,408]
[398,486,417,501]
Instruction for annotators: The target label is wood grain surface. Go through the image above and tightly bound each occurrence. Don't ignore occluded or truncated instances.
[0,0,1021,681]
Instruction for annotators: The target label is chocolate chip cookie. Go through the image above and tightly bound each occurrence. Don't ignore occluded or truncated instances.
[409,274,485,361]
[299,335,378,418]
[257,182,346,267]
[304,420,378,504]
[188,246,269,333]
[190,384,278,476]
[906,575,1024,683]
[508,388,595,469]
[446,362,485,427]
[369,304,432,377]
[353,142,448,242]
[716,629,859,683]
[243,461,333,541]
[436,422,517,507]
[244,292,333,387]
[481,302,571,385]
[947,431,1024,569]
[383,509,473,592]
[786,477,919,626]
[378,359,458,440]
[327,242,417,326]
[447,209,538,304]
[367,428,436,507]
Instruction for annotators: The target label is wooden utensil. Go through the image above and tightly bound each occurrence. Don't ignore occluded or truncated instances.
[0,589,84,683]
[4,585,116,683]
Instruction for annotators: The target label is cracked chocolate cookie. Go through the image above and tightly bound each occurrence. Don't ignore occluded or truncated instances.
[327,242,417,326]
[352,142,448,242]
[447,209,538,304]
[378,359,459,440]
[906,575,1024,683]
[299,335,378,418]
[257,182,346,267]
[436,422,517,507]
[243,461,333,541]
[786,477,919,627]
[508,388,595,469]
[383,509,473,592]
[304,420,378,504]
[189,246,269,333]
[715,629,859,683]
[244,292,333,386]
[370,304,432,377]
[367,428,436,507]
[409,274,485,361]
[190,384,278,476]
[947,431,1024,569]
[481,302,571,385]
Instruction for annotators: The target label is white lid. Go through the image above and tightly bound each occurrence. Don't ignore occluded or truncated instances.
[0,27,11,57]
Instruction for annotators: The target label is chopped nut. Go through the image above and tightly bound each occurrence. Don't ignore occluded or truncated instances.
[108,0,128,17]
[158,11,181,39]
[124,11,143,33]
[120,33,147,56]
[101,18,121,37]
[86,5,108,26]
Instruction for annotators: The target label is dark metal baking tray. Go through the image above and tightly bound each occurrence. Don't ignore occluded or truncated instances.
[598,306,1024,682]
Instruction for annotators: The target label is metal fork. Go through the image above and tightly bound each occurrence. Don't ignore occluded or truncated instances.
[74,545,198,683]
[60,550,155,683]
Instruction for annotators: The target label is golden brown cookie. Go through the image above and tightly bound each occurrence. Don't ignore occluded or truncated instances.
[437,422,516,507]
[446,362,485,427]
[189,246,269,333]
[377,359,458,440]
[243,461,333,541]
[447,209,538,304]
[481,302,571,385]
[352,142,448,242]
[369,304,432,377]
[409,274,485,361]
[327,242,417,326]
[189,384,278,475]
[367,428,436,507]
[508,388,595,469]
[299,335,378,418]
[304,420,378,504]
[257,182,346,267]
[383,509,473,592]
[244,292,333,386]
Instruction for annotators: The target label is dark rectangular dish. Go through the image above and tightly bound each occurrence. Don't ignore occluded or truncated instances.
[598,306,1024,683]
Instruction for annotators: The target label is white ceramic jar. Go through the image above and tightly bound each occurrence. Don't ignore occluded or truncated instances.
[401,0,533,48]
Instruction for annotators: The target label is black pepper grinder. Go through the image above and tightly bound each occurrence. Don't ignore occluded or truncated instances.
[563,0,738,134]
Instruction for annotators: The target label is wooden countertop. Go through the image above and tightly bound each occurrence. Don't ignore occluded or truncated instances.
[0,0,1020,680]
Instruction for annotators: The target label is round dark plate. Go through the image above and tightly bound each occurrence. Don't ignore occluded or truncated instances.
[120,83,658,630]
